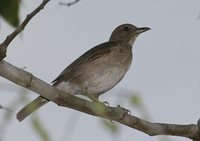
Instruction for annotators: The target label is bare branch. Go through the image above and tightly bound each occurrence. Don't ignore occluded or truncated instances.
[0,104,12,112]
[0,60,200,140]
[59,0,80,6]
[0,0,50,61]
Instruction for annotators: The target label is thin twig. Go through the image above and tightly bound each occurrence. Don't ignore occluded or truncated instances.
[0,105,12,112]
[59,0,80,6]
[0,0,50,61]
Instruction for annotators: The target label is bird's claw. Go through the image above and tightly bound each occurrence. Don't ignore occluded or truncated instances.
[93,100,109,107]
[102,101,109,106]
[117,105,131,114]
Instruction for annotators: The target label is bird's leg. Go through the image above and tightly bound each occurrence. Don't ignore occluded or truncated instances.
[87,94,109,105]
[87,94,99,102]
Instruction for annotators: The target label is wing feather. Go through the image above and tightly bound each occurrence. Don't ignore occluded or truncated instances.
[52,41,119,85]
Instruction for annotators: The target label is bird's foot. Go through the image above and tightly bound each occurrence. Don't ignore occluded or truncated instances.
[87,94,109,106]
[101,101,109,106]
[117,105,131,114]
[94,100,109,106]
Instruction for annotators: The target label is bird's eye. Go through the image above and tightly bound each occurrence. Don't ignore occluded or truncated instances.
[123,26,129,31]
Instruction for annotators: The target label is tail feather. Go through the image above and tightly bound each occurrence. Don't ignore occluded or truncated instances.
[17,96,49,122]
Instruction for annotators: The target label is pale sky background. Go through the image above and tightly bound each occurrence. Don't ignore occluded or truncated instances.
[0,0,200,141]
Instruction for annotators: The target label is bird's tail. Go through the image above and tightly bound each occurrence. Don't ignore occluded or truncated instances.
[17,96,49,122]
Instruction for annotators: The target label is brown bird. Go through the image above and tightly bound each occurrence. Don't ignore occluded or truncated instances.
[17,23,150,121]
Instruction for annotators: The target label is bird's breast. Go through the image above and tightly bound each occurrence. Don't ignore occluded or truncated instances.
[80,46,133,95]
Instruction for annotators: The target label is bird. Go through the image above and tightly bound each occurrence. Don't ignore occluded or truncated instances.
[17,23,150,121]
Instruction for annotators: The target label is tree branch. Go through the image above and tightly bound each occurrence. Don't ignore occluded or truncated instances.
[0,104,12,112]
[0,0,50,61]
[0,60,199,141]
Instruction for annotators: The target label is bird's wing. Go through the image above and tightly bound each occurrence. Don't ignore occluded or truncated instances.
[51,41,119,85]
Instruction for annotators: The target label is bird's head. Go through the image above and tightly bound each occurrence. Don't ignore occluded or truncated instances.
[109,24,150,45]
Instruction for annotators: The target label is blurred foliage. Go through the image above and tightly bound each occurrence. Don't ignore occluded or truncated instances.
[0,87,51,141]
[31,116,51,141]
[129,93,151,119]
[0,0,20,27]
[59,112,79,141]
[130,94,142,106]
[20,89,52,141]
[101,120,119,134]
[100,91,152,141]
[0,89,26,141]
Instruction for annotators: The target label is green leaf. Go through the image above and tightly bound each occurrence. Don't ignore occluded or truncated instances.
[0,0,20,27]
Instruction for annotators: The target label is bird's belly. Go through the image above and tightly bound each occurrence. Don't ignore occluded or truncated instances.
[55,63,131,95]
[84,66,128,94]
[55,70,124,95]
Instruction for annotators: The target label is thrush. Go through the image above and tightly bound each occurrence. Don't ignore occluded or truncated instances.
[17,23,150,121]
